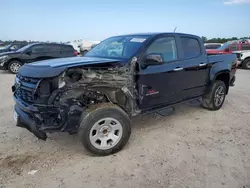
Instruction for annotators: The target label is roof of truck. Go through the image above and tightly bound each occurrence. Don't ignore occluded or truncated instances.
[115,32,199,38]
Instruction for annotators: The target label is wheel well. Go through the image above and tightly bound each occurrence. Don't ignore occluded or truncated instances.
[5,58,22,69]
[215,73,230,94]
[243,57,250,63]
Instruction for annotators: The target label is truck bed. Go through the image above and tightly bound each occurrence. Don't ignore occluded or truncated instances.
[207,53,237,64]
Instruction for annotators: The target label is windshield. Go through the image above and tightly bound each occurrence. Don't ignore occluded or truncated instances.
[16,43,34,52]
[0,44,11,50]
[217,42,231,50]
[85,35,149,59]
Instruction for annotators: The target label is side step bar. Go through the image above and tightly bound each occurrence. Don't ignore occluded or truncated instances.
[157,107,175,116]
[141,97,201,117]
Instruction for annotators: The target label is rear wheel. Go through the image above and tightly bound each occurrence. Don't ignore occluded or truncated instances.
[78,103,131,156]
[242,59,250,69]
[202,80,226,111]
[8,60,22,74]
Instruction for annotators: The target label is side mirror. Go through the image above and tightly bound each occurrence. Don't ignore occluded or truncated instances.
[145,53,164,66]
[225,48,230,52]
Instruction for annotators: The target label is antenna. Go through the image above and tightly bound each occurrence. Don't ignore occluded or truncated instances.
[173,26,177,32]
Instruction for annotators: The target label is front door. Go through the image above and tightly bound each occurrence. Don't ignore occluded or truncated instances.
[20,45,46,63]
[137,35,208,110]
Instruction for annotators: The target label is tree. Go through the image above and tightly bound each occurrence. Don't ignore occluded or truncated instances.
[201,36,207,42]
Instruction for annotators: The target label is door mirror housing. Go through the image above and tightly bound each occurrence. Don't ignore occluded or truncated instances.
[225,48,230,52]
[145,53,164,66]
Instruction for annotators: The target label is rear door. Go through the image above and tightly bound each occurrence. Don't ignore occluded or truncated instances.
[48,44,60,58]
[137,35,208,110]
[177,35,210,99]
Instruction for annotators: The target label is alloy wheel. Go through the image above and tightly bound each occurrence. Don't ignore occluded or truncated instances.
[214,86,225,107]
[10,62,21,73]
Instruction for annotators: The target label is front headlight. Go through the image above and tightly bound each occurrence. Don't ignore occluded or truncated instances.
[0,56,9,66]
[0,55,8,60]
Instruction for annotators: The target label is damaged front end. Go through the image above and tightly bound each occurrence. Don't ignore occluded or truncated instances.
[12,58,138,139]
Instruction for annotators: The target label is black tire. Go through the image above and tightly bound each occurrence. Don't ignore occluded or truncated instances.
[78,103,131,156]
[8,60,22,74]
[242,59,250,70]
[202,80,227,111]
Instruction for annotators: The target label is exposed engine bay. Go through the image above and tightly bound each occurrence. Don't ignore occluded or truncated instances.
[13,58,138,138]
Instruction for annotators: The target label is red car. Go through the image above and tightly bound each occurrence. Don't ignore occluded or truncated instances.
[206,40,250,55]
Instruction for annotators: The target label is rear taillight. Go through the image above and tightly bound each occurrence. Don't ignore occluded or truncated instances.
[74,51,78,56]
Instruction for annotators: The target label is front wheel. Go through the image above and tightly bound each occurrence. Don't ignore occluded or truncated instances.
[8,60,22,74]
[202,80,226,111]
[78,103,131,156]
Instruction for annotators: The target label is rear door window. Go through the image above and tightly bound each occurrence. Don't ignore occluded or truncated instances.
[50,45,61,53]
[180,37,201,59]
[61,45,74,52]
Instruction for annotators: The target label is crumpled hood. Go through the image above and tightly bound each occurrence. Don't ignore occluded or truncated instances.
[18,56,125,78]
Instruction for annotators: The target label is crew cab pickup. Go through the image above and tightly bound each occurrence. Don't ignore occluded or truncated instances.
[12,33,237,156]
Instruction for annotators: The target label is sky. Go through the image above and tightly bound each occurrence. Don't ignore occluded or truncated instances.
[1,0,250,42]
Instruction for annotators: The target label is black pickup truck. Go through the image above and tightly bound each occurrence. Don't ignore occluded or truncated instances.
[12,33,237,155]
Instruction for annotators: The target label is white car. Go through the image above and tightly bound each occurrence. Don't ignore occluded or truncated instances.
[67,40,82,54]
[234,50,250,69]
[79,40,100,55]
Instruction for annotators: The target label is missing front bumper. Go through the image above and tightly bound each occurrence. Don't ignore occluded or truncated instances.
[14,104,47,140]
[13,95,84,139]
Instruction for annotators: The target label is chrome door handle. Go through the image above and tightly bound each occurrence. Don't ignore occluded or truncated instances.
[174,67,183,71]
[199,63,207,66]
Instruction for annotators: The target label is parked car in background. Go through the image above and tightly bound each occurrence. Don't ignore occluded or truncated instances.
[204,43,222,49]
[90,43,98,49]
[206,40,250,55]
[0,43,77,73]
[0,43,28,53]
[79,40,100,55]
[12,32,237,155]
[234,50,250,69]
[67,40,82,54]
